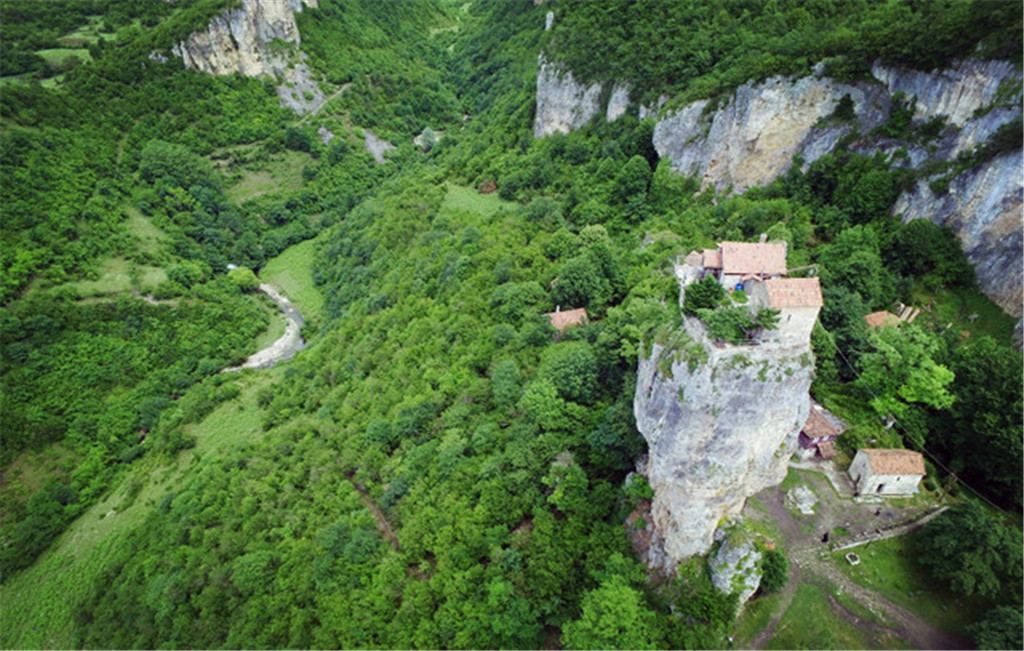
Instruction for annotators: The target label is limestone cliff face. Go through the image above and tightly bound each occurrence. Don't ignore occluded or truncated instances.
[893,152,1024,321]
[652,75,888,194]
[172,0,324,114]
[871,59,1017,128]
[533,57,603,138]
[534,54,1022,324]
[634,323,814,568]
[173,0,314,76]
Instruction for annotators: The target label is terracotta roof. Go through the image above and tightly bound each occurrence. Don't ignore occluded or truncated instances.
[761,277,823,308]
[720,241,787,276]
[865,311,900,329]
[803,408,839,439]
[545,307,588,332]
[817,440,836,459]
[702,248,722,269]
[860,449,925,476]
[683,250,703,267]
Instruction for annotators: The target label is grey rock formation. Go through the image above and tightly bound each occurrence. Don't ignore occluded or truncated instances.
[786,485,818,515]
[652,76,888,194]
[172,0,314,76]
[893,152,1023,323]
[363,129,396,165]
[634,320,814,567]
[277,62,327,114]
[533,57,602,138]
[708,524,762,606]
[317,126,335,145]
[172,0,325,114]
[537,54,1022,321]
[606,84,631,122]
[871,59,1018,127]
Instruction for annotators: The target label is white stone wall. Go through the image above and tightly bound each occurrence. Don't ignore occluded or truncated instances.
[849,452,922,496]
[767,306,819,345]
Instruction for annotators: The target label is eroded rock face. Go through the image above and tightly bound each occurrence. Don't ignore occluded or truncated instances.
[539,54,1022,327]
[708,525,762,606]
[871,59,1017,127]
[893,152,1024,323]
[533,57,603,137]
[172,0,325,114]
[173,0,314,76]
[634,324,814,568]
[652,75,888,194]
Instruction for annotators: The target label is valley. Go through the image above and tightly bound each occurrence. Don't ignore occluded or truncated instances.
[1,1,1021,649]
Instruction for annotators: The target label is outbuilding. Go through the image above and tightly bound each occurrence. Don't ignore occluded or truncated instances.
[747,277,823,345]
[848,449,926,497]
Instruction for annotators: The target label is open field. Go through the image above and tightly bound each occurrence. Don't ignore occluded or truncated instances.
[915,284,1018,343]
[64,257,167,297]
[831,532,989,635]
[440,182,514,217]
[35,48,93,66]
[766,583,880,649]
[124,204,169,255]
[260,236,326,323]
[224,150,311,203]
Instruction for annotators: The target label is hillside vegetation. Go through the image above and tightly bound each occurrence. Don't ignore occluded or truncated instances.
[1,0,1021,649]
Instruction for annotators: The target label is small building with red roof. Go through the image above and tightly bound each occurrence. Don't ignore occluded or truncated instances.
[849,449,926,497]
[748,277,823,344]
[797,400,847,460]
[545,307,588,333]
[864,311,901,330]
[699,239,787,290]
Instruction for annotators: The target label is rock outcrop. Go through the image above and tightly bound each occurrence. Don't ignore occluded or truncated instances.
[893,152,1024,322]
[708,523,762,606]
[172,0,325,114]
[535,54,1022,324]
[871,59,1018,128]
[634,321,814,568]
[653,75,889,194]
[533,57,602,138]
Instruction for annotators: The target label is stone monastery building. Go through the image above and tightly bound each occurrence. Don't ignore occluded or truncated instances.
[683,236,823,346]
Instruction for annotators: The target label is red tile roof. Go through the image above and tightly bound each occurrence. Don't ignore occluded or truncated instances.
[720,241,787,276]
[864,311,900,329]
[861,449,926,476]
[817,440,836,459]
[684,250,703,267]
[803,408,839,439]
[545,307,588,332]
[702,248,722,269]
[761,277,823,308]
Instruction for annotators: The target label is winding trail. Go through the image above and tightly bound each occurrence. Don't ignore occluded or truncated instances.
[224,284,305,372]
[745,480,970,650]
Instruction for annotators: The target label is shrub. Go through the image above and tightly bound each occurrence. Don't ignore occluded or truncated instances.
[759,548,788,593]
[683,275,725,315]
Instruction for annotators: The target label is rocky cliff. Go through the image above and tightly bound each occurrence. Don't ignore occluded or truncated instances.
[172,0,325,114]
[634,321,814,568]
[893,152,1023,321]
[533,57,603,138]
[534,55,1022,323]
[651,74,889,194]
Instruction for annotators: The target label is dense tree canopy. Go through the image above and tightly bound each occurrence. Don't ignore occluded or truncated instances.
[1,0,1021,648]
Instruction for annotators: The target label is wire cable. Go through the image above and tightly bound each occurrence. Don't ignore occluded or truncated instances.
[828,336,1007,512]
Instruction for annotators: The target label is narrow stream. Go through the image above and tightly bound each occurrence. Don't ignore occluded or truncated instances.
[223,284,305,372]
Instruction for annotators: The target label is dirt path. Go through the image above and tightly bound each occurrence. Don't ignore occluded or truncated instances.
[747,479,970,650]
[746,488,804,649]
[298,82,351,124]
[350,479,400,551]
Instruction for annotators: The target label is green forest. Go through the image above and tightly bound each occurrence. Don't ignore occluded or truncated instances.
[1,0,1021,649]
